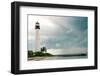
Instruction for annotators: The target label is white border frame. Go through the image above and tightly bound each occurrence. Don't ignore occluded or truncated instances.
[20,6,95,70]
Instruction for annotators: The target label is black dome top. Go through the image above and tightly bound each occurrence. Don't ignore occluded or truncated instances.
[36,21,39,24]
[35,21,40,29]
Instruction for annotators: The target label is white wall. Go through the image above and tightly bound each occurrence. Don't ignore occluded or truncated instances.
[0,0,99,76]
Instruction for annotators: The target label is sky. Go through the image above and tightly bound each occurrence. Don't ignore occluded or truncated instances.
[27,15,88,55]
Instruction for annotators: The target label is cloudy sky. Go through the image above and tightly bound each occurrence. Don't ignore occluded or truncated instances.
[27,15,88,55]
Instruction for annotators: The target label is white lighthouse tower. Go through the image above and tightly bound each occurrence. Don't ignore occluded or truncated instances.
[35,21,40,52]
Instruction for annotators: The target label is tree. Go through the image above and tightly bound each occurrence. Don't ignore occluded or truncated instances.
[28,51,33,57]
[41,47,47,53]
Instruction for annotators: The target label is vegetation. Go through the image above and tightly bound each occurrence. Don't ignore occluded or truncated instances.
[28,50,34,57]
[28,47,53,58]
[41,47,47,53]
[33,51,52,56]
[28,51,53,57]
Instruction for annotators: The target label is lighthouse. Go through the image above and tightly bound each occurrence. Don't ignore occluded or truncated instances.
[35,21,40,52]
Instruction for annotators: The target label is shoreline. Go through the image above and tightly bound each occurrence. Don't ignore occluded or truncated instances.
[28,54,87,61]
